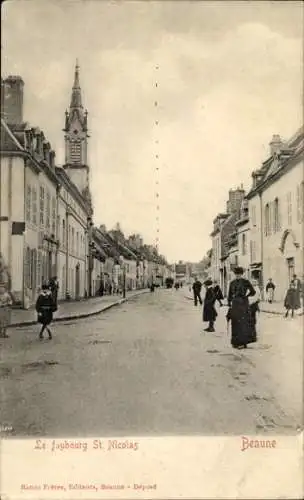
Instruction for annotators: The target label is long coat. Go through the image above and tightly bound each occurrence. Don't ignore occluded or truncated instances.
[284,288,298,310]
[203,287,217,322]
[35,291,56,325]
[227,278,256,347]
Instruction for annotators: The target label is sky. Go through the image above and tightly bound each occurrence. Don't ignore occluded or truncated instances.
[2,0,303,262]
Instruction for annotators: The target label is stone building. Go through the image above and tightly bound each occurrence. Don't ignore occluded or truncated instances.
[247,128,304,300]
[0,67,93,306]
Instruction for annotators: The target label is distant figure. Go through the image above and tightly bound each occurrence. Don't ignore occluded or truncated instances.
[98,281,104,296]
[150,283,155,292]
[284,282,298,318]
[49,276,59,308]
[35,284,57,340]
[265,278,275,303]
[192,277,202,306]
[213,280,224,306]
[291,274,302,309]
[174,282,180,290]
[248,279,261,344]
[202,279,217,332]
[227,267,256,349]
[0,284,13,338]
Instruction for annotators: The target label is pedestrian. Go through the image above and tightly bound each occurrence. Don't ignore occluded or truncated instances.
[213,280,224,307]
[202,279,217,332]
[265,278,275,303]
[150,282,155,292]
[49,276,59,309]
[35,283,57,340]
[0,284,13,338]
[291,274,302,309]
[174,282,179,290]
[248,279,261,344]
[284,282,298,318]
[227,267,256,349]
[192,276,203,306]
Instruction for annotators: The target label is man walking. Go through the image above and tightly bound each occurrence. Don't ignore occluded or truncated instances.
[192,276,202,306]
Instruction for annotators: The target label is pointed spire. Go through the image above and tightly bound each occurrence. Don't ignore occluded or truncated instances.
[70,59,82,109]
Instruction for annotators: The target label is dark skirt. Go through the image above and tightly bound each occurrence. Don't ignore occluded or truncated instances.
[203,303,217,322]
[230,297,251,347]
[248,303,259,344]
[37,310,53,325]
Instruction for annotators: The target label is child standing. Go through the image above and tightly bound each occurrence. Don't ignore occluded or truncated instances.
[35,284,56,339]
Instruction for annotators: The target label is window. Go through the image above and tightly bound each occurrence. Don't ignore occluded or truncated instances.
[242,233,247,255]
[76,232,79,256]
[51,197,56,235]
[72,228,75,253]
[274,197,280,232]
[37,250,42,287]
[251,205,256,226]
[68,224,71,249]
[32,187,37,225]
[46,192,51,230]
[264,204,270,236]
[287,192,292,226]
[70,141,81,163]
[39,186,45,225]
[297,183,304,224]
[61,220,64,247]
[26,185,31,222]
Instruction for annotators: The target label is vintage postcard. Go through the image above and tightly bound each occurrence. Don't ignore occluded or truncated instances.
[0,0,303,498]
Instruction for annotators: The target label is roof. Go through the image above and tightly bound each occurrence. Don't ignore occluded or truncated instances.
[247,126,304,199]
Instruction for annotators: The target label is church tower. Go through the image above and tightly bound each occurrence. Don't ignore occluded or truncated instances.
[63,60,92,207]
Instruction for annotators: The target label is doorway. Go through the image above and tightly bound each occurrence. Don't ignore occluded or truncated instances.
[75,264,80,300]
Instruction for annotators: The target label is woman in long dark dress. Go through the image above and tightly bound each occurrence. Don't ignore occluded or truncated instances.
[202,279,217,332]
[227,267,256,349]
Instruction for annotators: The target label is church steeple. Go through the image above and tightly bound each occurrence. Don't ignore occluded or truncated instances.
[70,59,82,110]
[63,60,92,209]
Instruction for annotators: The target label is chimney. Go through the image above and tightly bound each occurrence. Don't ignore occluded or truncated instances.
[269,134,283,156]
[49,150,56,169]
[1,76,24,125]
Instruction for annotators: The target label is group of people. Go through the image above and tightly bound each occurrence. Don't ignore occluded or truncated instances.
[266,275,302,317]
[192,268,261,349]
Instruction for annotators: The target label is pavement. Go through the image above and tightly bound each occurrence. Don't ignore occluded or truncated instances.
[8,289,150,328]
[184,291,303,316]
[0,288,302,437]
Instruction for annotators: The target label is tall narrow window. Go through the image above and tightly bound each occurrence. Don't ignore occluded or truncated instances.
[26,185,31,222]
[264,204,270,236]
[39,186,45,225]
[72,228,75,253]
[242,233,247,255]
[287,192,292,226]
[51,197,56,235]
[62,219,66,247]
[274,197,280,232]
[46,192,51,231]
[32,187,37,225]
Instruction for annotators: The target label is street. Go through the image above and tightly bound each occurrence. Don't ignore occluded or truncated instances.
[0,290,302,437]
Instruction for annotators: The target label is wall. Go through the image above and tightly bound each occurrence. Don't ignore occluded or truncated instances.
[261,162,303,300]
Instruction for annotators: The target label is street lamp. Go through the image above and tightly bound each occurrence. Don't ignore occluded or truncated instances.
[119,255,126,298]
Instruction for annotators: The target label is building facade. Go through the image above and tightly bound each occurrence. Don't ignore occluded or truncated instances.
[247,129,304,301]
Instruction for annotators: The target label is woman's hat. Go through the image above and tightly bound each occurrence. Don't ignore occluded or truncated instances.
[233,266,244,275]
[204,279,213,286]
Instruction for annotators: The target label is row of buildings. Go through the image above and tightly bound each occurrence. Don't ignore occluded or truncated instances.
[207,128,303,301]
[0,64,173,308]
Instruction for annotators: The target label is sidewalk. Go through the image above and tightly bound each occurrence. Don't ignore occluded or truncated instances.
[184,293,303,316]
[8,289,149,328]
